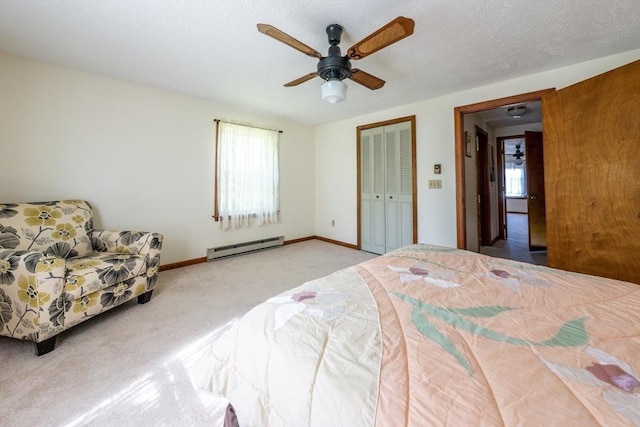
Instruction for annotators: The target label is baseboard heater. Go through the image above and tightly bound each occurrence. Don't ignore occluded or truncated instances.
[207,236,284,261]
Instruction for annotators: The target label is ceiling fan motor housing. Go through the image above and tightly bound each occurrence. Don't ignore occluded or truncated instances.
[317,24,352,81]
[318,55,352,81]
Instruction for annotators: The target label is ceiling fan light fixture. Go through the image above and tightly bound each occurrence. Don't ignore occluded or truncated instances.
[506,106,528,118]
[321,78,347,104]
[512,144,525,165]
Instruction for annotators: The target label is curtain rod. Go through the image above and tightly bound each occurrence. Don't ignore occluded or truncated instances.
[214,119,283,134]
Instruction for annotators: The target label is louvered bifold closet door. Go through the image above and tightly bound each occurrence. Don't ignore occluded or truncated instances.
[360,127,386,254]
[384,122,413,252]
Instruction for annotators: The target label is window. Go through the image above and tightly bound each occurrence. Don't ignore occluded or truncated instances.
[505,160,527,197]
[214,121,280,229]
[503,138,527,198]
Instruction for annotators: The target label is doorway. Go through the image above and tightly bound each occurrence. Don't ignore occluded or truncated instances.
[488,135,548,265]
[453,89,553,263]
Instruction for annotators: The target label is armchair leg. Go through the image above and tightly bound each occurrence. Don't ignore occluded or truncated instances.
[137,290,153,304]
[35,336,57,356]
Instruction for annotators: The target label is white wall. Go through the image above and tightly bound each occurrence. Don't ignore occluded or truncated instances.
[0,52,316,265]
[506,198,528,213]
[462,115,500,251]
[2,50,638,263]
[495,123,543,137]
[314,50,640,248]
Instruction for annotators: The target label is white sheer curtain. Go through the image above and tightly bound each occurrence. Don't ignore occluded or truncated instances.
[217,122,279,229]
[505,160,527,197]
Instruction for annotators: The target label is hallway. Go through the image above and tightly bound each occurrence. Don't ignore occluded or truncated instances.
[480,213,547,265]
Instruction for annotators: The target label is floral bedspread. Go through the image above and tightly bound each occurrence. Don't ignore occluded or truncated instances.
[200,244,640,426]
[360,244,639,426]
[200,267,382,426]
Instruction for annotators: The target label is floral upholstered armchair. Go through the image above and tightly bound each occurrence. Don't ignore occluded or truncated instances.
[0,200,163,355]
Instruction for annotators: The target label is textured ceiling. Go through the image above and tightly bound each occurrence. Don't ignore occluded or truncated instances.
[477,101,542,129]
[1,1,638,126]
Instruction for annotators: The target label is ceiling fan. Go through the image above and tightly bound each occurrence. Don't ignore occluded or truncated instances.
[257,17,415,103]
[513,144,525,165]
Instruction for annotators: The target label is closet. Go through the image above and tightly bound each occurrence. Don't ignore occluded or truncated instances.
[359,119,415,254]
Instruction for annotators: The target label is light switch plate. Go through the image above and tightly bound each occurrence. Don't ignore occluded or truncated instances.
[428,179,442,189]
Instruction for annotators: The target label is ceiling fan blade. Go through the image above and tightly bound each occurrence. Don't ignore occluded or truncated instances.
[257,24,323,59]
[349,69,385,90]
[284,72,318,87]
[347,17,415,60]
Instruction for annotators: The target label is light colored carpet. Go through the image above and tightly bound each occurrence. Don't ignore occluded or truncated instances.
[0,239,376,427]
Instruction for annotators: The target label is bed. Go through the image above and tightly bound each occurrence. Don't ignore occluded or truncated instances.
[198,244,640,426]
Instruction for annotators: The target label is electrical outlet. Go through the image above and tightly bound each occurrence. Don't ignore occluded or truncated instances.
[428,179,442,189]
[331,220,335,227]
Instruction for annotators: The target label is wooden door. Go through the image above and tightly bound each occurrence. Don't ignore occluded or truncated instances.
[477,127,492,246]
[525,131,546,250]
[542,60,640,284]
[497,138,506,240]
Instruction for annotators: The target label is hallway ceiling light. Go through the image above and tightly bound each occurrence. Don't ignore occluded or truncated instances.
[506,106,528,118]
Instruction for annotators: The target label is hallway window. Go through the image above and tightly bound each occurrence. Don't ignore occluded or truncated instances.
[505,160,526,197]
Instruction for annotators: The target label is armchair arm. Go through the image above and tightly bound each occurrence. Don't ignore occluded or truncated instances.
[90,230,163,258]
[0,250,67,342]
[90,230,163,290]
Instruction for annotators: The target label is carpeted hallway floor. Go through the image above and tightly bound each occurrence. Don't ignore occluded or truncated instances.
[0,239,376,427]
[480,213,548,265]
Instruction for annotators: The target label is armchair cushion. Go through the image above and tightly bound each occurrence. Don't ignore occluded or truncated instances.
[65,253,147,300]
[0,200,93,258]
